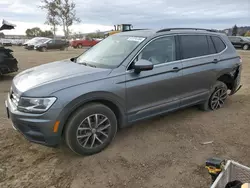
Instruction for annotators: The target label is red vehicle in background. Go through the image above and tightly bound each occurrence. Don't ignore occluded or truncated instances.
[70,37,101,48]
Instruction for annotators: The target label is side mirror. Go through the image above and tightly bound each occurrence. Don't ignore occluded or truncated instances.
[70,57,77,62]
[133,59,153,73]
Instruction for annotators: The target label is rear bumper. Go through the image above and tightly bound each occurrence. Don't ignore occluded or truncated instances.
[229,64,242,95]
[5,93,62,147]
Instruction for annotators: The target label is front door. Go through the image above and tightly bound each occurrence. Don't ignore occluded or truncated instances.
[47,40,56,49]
[125,36,183,122]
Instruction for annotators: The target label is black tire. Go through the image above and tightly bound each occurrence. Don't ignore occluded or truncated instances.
[199,81,228,111]
[77,44,83,48]
[64,103,117,156]
[243,44,249,50]
[41,47,47,52]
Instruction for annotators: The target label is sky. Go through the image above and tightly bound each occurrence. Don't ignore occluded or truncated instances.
[0,0,249,35]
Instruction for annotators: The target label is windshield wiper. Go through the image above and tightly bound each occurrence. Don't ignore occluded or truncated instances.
[80,62,96,68]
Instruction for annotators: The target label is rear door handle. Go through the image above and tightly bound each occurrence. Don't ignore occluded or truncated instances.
[172,67,180,72]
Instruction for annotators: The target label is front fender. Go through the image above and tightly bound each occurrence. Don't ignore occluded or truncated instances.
[55,91,126,135]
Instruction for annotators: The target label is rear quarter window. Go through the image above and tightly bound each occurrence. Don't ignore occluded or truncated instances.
[211,36,226,53]
[207,36,217,54]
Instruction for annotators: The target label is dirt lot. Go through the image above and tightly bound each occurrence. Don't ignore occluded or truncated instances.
[0,47,250,188]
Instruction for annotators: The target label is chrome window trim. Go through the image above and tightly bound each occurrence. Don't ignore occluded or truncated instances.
[126,33,228,72]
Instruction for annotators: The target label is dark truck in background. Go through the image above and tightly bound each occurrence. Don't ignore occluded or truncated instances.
[34,39,70,52]
[228,36,250,50]
[0,20,18,75]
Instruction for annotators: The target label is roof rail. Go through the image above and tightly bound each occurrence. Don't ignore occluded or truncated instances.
[131,29,150,31]
[156,28,217,33]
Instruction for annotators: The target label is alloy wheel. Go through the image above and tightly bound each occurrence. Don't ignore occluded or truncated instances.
[243,45,249,50]
[76,114,111,149]
[210,88,227,110]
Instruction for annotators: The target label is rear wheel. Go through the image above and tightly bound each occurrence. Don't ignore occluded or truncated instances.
[64,103,117,156]
[243,44,249,50]
[199,81,228,111]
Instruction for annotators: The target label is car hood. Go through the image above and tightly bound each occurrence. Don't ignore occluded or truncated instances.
[13,59,111,93]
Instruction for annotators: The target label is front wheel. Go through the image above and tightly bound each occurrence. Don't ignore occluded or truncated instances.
[64,103,117,156]
[243,44,249,50]
[199,81,228,111]
[77,44,83,48]
[41,47,47,52]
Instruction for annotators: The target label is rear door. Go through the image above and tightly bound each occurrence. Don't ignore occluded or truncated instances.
[54,40,63,49]
[178,34,220,107]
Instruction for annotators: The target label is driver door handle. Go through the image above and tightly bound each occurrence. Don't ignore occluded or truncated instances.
[212,59,219,64]
[172,67,180,72]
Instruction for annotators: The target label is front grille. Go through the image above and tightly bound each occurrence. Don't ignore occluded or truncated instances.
[10,91,19,107]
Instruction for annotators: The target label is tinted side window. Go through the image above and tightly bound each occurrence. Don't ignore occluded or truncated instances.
[55,40,63,44]
[211,36,226,53]
[207,36,216,54]
[47,40,53,44]
[180,35,209,59]
[137,36,176,65]
[234,37,241,42]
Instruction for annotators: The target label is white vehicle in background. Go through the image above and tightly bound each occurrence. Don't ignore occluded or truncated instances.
[24,37,51,50]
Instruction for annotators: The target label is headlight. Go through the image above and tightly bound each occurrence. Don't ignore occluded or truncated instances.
[17,97,57,113]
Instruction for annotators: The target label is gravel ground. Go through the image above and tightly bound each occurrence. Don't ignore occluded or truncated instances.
[0,47,250,188]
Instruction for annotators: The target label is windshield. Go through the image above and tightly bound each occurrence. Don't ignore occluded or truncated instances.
[75,35,145,69]
[35,38,50,45]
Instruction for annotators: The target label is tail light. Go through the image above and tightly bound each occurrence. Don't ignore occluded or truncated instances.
[239,56,242,63]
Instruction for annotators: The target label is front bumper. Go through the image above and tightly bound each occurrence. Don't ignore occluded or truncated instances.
[5,93,62,147]
[25,45,34,50]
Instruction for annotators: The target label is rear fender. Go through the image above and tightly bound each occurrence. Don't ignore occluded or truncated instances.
[229,65,242,95]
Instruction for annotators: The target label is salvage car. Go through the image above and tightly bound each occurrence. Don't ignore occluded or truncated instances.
[24,37,50,50]
[5,28,242,155]
[34,39,69,52]
[0,20,18,75]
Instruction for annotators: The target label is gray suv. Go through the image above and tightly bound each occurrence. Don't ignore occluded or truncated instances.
[5,28,242,155]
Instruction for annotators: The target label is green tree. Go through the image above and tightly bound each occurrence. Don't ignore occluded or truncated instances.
[41,30,54,37]
[40,0,80,39]
[25,27,43,37]
[40,0,60,38]
[232,25,238,36]
[244,31,250,37]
